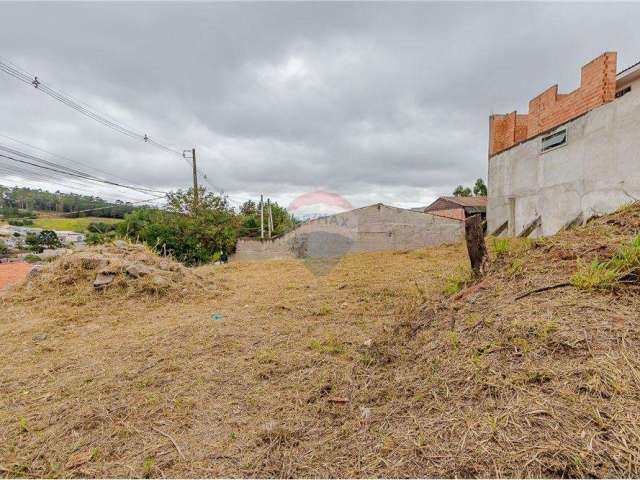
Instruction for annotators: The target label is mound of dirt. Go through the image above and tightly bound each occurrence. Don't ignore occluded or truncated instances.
[374,202,640,477]
[8,240,213,302]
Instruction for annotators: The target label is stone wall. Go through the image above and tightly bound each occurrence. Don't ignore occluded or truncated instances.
[233,204,464,261]
[488,74,640,237]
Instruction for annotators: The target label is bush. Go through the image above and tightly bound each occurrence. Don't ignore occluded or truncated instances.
[39,230,61,249]
[0,207,36,219]
[0,239,9,256]
[23,254,42,263]
[7,218,34,226]
[87,222,117,234]
[85,231,117,245]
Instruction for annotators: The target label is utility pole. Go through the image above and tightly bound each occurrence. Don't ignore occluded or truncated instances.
[267,198,273,239]
[183,148,199,212]
[260,194,264,239]
[191,148,198,210]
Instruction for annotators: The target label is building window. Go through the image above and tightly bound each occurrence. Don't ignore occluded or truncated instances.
[616,86,631,98]
[541,129,567,152]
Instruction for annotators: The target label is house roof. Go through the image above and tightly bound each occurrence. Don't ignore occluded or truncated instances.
[438,196,487,208]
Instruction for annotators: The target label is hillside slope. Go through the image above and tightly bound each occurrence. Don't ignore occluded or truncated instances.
[1,204,640,477]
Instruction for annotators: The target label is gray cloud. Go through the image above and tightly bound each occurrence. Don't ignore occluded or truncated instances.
[1,1,640,208]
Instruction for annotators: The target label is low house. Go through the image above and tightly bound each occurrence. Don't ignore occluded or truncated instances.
[487,52,640,237]
[234,203,464,261]
[418,196,487,222]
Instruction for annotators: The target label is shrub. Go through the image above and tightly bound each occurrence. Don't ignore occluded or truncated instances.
[87,222,117,234]
[0,239,9,256]
[23,254,42,263]
[85,231,117,245]
[7,218,34,226]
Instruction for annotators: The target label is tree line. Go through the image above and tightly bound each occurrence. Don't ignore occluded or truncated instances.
[0,185,137,218]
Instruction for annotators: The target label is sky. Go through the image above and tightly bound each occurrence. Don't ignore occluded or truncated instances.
[1,1,640,211]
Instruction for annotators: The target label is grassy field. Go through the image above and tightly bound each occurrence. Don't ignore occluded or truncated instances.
[31,216,121,233]
[2,205,640,477]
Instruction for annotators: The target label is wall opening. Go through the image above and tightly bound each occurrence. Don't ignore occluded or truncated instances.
[541,129,567,153]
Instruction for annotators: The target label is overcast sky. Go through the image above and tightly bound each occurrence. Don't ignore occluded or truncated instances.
[1,2,640,210]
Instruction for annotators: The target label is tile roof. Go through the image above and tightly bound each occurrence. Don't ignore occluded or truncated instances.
[440,196,487,208]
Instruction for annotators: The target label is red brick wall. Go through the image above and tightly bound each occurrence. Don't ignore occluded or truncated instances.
[489,52,617,157]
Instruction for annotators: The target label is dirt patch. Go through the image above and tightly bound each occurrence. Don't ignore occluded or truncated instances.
[0,262,32,290]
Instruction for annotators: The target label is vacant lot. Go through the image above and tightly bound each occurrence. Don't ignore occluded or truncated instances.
[31,216,121,233]
[0,243,465,477]
[2,204,640,478]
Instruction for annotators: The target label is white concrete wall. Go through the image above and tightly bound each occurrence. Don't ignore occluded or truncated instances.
[488,77,640,237]
[234,204,464,261]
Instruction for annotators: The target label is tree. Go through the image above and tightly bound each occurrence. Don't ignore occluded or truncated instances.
[166,187,231,216]
[453,185,472,197]
[38,230,62,249]
[453,179,487,197]
[473,178,487,196]
[239,200,257,215]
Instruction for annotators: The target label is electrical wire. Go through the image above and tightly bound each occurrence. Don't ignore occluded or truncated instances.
[0,144,166,195]
[0,57,251,205]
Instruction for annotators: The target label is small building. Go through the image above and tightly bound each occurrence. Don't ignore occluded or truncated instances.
[418,196,487,222]
[234,203,464,261]
[487,52,640,237]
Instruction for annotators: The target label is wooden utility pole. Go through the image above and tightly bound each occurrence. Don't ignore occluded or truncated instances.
[191,148,198,210]
[267,199,273,239]
[465,214,488,276]
[260,194,264,239]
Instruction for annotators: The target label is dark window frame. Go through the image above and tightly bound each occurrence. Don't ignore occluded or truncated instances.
[541,129,567,153]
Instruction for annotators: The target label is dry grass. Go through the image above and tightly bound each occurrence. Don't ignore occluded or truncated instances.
[2,204,640,477]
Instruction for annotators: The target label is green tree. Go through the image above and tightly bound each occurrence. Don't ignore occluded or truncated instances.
[453,185,472,197]
[473,178,488,196]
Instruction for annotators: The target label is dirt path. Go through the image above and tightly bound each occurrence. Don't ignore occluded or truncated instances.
[0,261,32,289]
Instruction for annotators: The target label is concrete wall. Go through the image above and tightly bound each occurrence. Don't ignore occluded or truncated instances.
[488,75,640,238]
[234,203,464,261]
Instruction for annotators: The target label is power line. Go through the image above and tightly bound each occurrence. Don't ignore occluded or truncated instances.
[0,162,155,202]
[0,146,168,196]
[0,57,250,205]
[0,132,161,190]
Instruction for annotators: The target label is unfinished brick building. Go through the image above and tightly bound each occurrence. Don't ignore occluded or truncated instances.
[487,51,640,237]
[489,52,618,156]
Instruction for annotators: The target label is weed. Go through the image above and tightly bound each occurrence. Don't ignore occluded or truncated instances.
[18,417,28,433]
[255,350,278,364]
[448,331,460,352]
[491,238,511,256]
[317,305,332,316]
[308,335,345,355]
[571,259,619,290]
[572,236,640,290]
[443,270,471,295]
[142,457,155,478]
[507,258,524,277]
